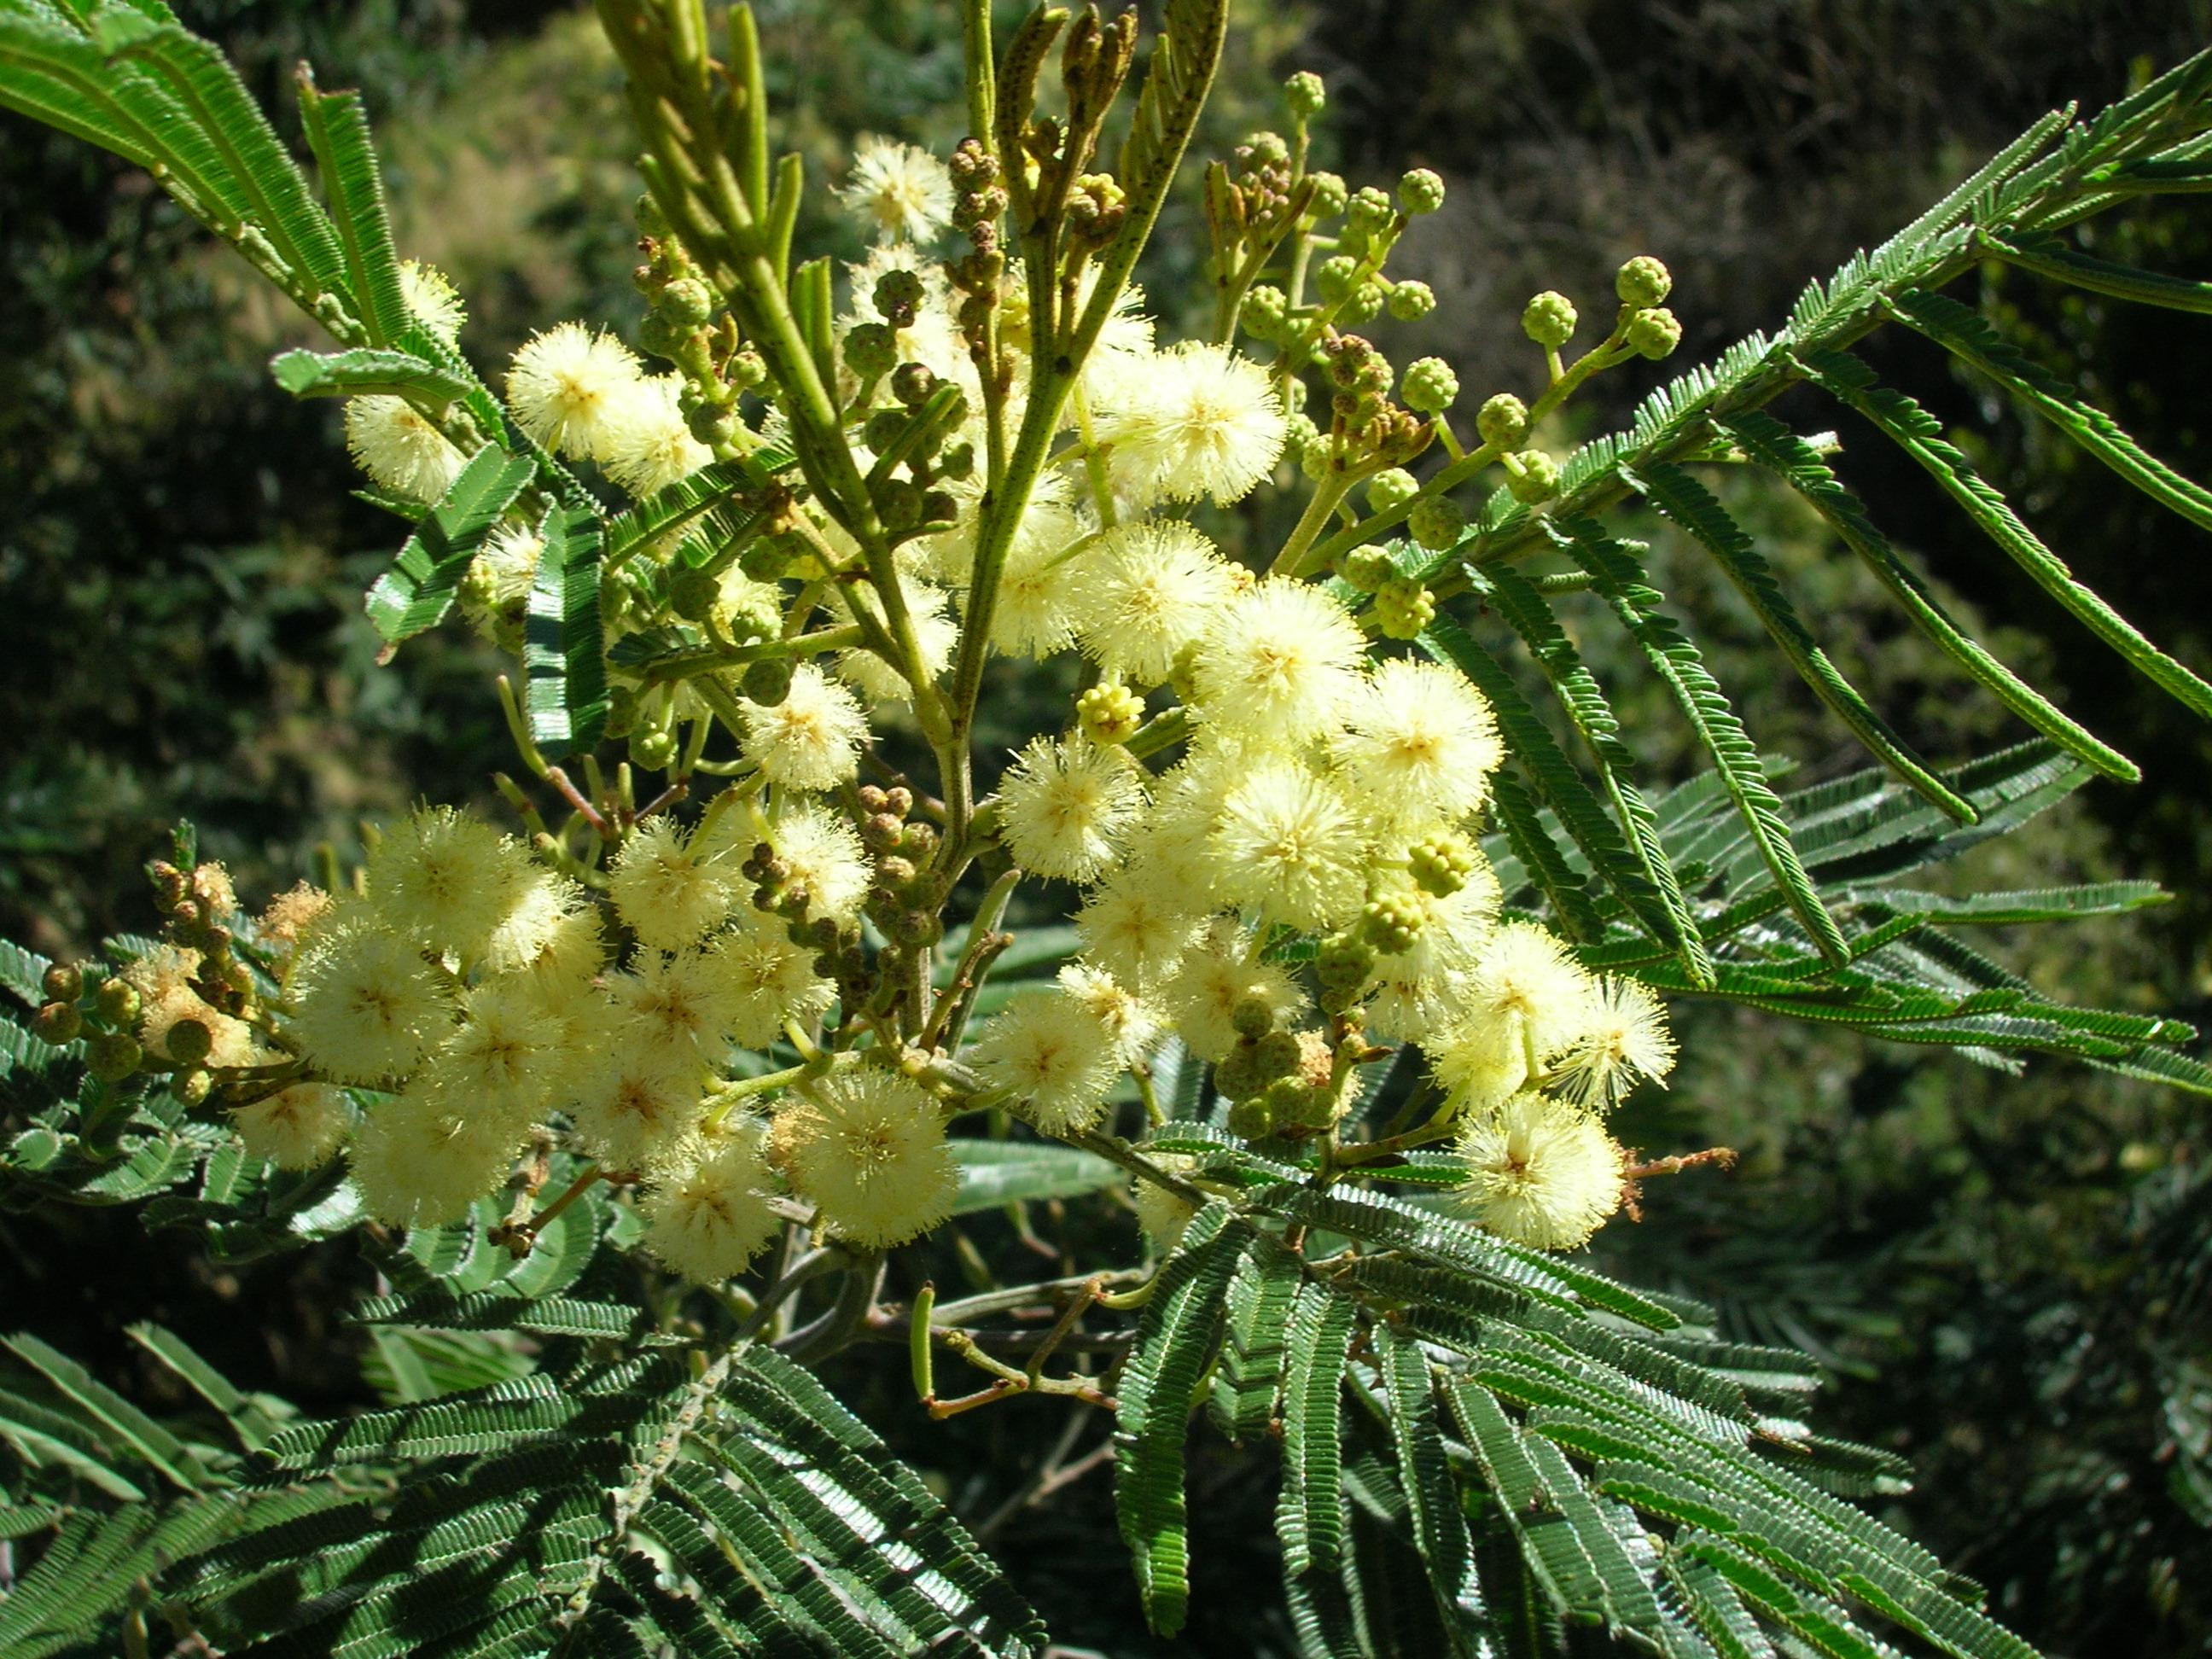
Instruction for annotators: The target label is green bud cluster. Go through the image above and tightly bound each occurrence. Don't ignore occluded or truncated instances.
[1408,834,1476,896]
[1241,282,1289,341]
[1615,254,1673,307]
[1371,577,1435,640]
[1387,280,1435,322]
[1522,289,1579,349]
[1476,392,1528,450]
[1364,468,1419,515]
[1338,545,1396,593]
[1505,450,1561,504]
[1076,682,1145,745]
[1361,890,1424,955]
[1284,70,1326,120]
[1407,493,1466,552]
[1626,306,1683,360]
[1398,168,1445,216]
[1400,357,1458,414]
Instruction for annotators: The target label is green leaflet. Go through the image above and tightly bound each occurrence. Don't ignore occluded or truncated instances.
[363,444,534,645]
[293,66,410,346]
[1374,1324,1481,1634]
[0,937,49,1007]
[1209,1230,1303,1442]
[1421,618,1672,948]
[1555,518,1853,964]
[1471,562,1714,986]
[1485,768,1607,941]
[950,1138,1124,1213]
[1277,1281,1359,1577]
[1890,286,2212,533]
[1622,460,1975,824]
[1112,1202,1250,1637]
[1987,227,2212,315]
[269,345,473,407]
[525,504,612,757]
[1798,347,2212,725]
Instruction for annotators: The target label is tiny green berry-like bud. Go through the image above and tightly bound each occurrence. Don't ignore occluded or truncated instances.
[628,727,678,771]
[33,1001,81,1045]
[96,978,140,1027]
[1241,283,1288,341]
[1371,577,1435,640]
[742,655,795,706]
[1343,282,1386,325]
[1361,892,1424,955]
[1615,254,1673,307]
[1314,255,1359,306]
[843,321,898,380]
[728,349,767,389]
[667,564,719,622]
[174,1067,212,1106]
[1347,186,1395,238]
[1398,168,1445,215]
[1225,1096,1273,1140]
[658,276,714,327]
[1314,931,1374,991]
[1281,411,1321,463]
[890,362,938,406]
[864,407,909,453]
[1408,835,1475,897]
[1400,356,1458,414]
[1407,493,1466,552]
[1339,545,1396,593]
[1365,468,1419,515]
[1306,171,1348,219]
[163,1016,212,1066]
[685,402,737,446]
[1076,682,1145,745]
[1252,1028,1302,1080]
[1387,280,1435,321]
[1230,992,1278,1042]
[85,1031,142,1082]
[1506,450,1561,504]
[937,439,975,480]
[1522,289,1578,348]
[1284,70,1326,119]
[873,268,924,328]
[739,534,796,583]
[1626,306,1684,360]
[1476,392,1529,450]
[41,962,82,1003]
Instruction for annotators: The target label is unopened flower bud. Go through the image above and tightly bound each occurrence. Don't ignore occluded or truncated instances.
[659,276,715,328]
[1522,289,1579,349]
[1507,450,1561,504]
[1371,577,1435,640]
[1407,494,1466,551]
[875,477,923,531]
[1076,682,1146,746]
[1284,70,1327,119]
[668,564,719,622]
[1358,469,1413,517]
[1387,280,1435,322]
[876,855,917,890]
[1476,392,1529,450]
[727,349,767,389]
[874,269,925,329]
[739,534,796,583]
[742,656,794,706]
[1400,356,1458,414]
[890,362,938,407]
[686,402,738,446]
[1409,835,1476,897]
[1626,306,1683,360]
[1362,892,1424,955]
[1315,255,1359,307]
[163,1017,212,1066]
[96,978,140,1027]
[1347,186,1395,239]
[33,1001,81,1045]
[843,322,898,381]
[864,407,910,455]
[42,962,82,1003]
[1314,932,1374,992]
[85,1031,142,1082]
[1306,171,1348,219]
[1252,1028,1302,1080]
[1615,254,1673,308]
[1242,283,1288,341]
[628,727,678,771]
[1239,131,1289,170]
[174,1067,212,1106]
[1399,168,1445,215]
[1230,992,1278,1042]
[1280,411,1320,463]
[937,439,975,480]
[1225,1095,1273,1139]
[1340,545,1396,593]
[1343,282,1386,325]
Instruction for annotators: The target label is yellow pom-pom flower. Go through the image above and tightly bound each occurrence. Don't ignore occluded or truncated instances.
[367,806,533,963]
[231,1083,353,1170]
[643,1119,783,1284]
[286,917,452,1085]
[1208,760,1364,932]
[1069,521,1239,688]
[1455,1093,1626,1250]
[740,662,868,790]
[1161,922,1307,1062]
[486,876,601,981]
[1094,341,1286,507]
[417,978,562,1125]
[505,322,645,461]
[347,1086,530,1229]
[769,1069,958,1249]
[1074,873,1204,991]
[606,948,744,1061]
[836,134,954,243]
[399,259,466,345]
[1190,579,1365,743]
[609,818,737,952]
[1466,920,1601,1065]
[1549,976,1677,1110]
[709,921,836,1051]
[567,1046,703,1173]
[760,800,871,928]
[998,735,1146,883]
[600,374,713,498]
[344,395,469,503]
[969,986,1120,1136]
[1337,658,1503,824]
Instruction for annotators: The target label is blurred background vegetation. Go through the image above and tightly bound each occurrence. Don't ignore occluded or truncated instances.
[4,0,2212,1652]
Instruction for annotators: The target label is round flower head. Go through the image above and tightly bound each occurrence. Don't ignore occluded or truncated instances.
[1070,521,1241,688]
[232,1083,353,1170]
[844,245,970,393]
[286,917,452,1085]
[760,799,871,927]
[998,736,1147,883]
[1338,658,1504,823]
[258,882,333,958]
[1132,1151,1199,1252]
[1161,922,1307,1062]
[1208,760,1364,932]
[837,135,954,243]
[1429,1009,1528,1115]
[969,987,1121,1136]
[568,1046,703,1173]
[505,322,645,461]
[708,921,836,1051]
[1058,963,1158,1063]
[417,978,562,1126]
[924,474,1074,592]
[345,395,469,503]
[367,806,534,963]
[140,983,259,1069]
[1548,976,1676,1110]
[1191,579,1365,743]
[608,948,745,1062]
[609,818,737,952]
[600,374,713,498]
[348,1086,530,1230]
[740,662,868,790]
[1468,921,1601,1065]
[976,499,1091,659]
[1095,341,1286,506]
[486,876,601,981]
[643,1119,783,1284]
[769,1069,958,1249]
[464,522,544,622]
[399,259,466,345]
[1455,1093,1625,1250]
[1074,872,1205,991]
[1360,872,1504,1044]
